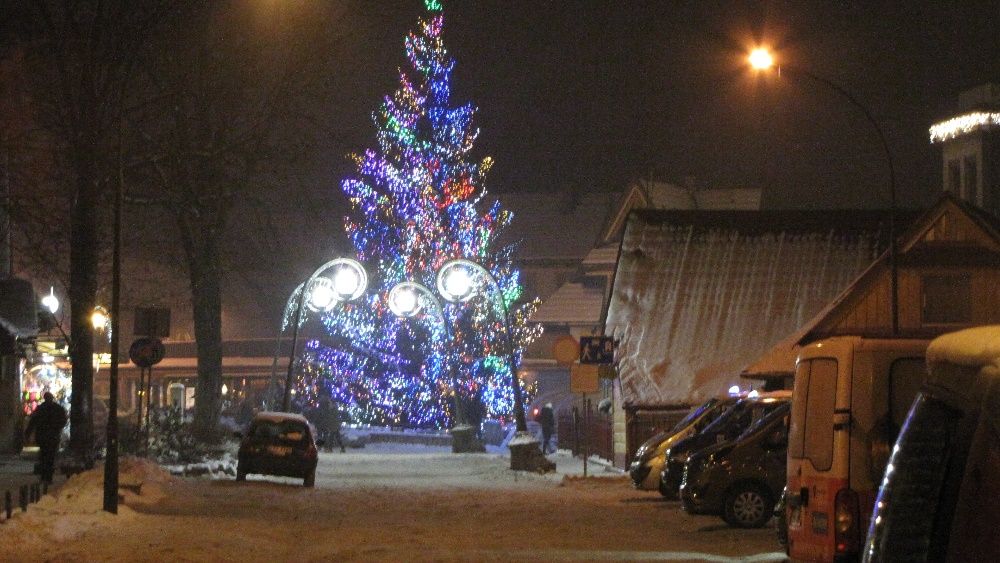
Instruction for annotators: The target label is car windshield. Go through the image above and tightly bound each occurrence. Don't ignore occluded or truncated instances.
[738,402,790,441]
[250,420,308,442]
[670,398,719,433]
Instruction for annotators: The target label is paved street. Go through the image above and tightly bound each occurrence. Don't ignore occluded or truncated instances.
[0,446,785,562]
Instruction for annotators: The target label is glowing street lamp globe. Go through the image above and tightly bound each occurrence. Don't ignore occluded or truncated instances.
[91,307,109,331]
[749,47,774,70]
[305,277,337,313]
[303,258,368,313]
[41,287,59,315]
[436,260,477,303]
[388,283,423,318]
[333,265,364,300]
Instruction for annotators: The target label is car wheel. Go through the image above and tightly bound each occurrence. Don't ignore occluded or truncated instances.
[236,463,247,482]
[658,475,678,499]
[723,483,773,528]
[303,469,315,488]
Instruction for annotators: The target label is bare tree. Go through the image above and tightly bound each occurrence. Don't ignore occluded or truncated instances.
[5,0,178,465]
[126,2,343,438]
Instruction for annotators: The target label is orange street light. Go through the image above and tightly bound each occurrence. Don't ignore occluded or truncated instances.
[748,47,774,70]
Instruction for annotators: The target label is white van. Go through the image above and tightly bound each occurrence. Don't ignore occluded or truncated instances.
[863,326,1000,562]
[785,336,929,562]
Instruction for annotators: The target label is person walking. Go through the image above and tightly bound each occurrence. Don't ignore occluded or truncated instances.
[537,402,555,454]
[314,396,346,453]
[24,392,68,483]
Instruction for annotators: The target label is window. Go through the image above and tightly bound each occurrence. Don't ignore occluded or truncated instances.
[964,156,979,204]
[789,358,838,472]
[921,275,972,325]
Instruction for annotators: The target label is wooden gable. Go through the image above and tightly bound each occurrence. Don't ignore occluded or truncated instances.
[803,195,1000,342]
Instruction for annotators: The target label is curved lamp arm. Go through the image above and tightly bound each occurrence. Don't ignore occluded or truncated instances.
[436,258,528,432]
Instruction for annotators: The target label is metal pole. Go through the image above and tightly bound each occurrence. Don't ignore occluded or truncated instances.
[282,288,307,412]
[780,66,899,335]
[103,165,122,513]
[582,393,588,477]
[144,367,153,454]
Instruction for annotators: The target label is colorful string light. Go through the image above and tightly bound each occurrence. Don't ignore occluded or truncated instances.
[296,4,542,429]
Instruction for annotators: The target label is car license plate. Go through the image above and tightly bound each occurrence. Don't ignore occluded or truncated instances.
[267,445,292,456]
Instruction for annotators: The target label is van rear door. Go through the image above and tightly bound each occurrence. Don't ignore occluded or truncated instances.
[788,355,847,562]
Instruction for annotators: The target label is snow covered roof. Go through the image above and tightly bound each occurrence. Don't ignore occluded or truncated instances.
[607,208,901,405]
[530,281,605,325]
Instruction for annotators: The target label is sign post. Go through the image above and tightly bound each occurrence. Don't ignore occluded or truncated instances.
[574,336,615,477]
[129,337,165,454]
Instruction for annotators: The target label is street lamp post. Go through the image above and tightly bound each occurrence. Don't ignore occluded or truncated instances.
[388,280,484,453]
[436,259,552,471]
[435,259,528,433]
[275,258,368,412]
[749,49,899,335]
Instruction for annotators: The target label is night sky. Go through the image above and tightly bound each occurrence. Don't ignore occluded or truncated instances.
[315,1,1000,211]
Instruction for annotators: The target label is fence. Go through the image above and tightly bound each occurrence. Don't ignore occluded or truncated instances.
[556,402,613,462]
[623,404,692,466]
[0,481,48,523]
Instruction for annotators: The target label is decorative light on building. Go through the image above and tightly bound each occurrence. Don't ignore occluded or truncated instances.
[41,287,59,314]
[929,111,1000,143]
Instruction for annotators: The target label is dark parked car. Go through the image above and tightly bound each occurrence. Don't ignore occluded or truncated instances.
[680,401,791,528]
[236,412,321,487]
[628,396,738,492]
[863,326,1000,562]
[659,391,791,498]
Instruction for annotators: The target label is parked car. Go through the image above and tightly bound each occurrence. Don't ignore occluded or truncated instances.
[785,337,928,562]
[680,401,791,528]
[628,396,737,492]
[660,391,791,499]
[863,326,1000,562]
[236,412,321,487]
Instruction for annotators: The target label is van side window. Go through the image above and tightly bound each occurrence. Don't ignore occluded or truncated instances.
[789,358,838,471]
[889,358,927,427]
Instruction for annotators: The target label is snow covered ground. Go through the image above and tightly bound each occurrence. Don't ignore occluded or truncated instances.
[0,445,786,562]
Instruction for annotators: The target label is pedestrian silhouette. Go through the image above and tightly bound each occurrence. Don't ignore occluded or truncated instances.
[314,396,346,453]
[24,392,67,483]
[536,402,556,454]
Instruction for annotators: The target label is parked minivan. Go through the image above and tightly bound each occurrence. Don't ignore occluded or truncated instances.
[863,326,1000,562]
[680,401,791,528]
[660,391,791,499]
[628,396,737,492]
[785,337,929,563]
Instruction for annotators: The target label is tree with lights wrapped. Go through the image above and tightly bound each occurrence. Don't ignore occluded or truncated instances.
[296,1,541,430]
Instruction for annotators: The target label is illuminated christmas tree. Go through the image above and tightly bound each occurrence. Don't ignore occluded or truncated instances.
[296,1,541,428]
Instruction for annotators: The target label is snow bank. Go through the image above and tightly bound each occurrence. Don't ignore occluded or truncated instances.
[1,457,174,545]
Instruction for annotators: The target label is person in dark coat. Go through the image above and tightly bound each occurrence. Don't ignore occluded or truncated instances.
[24,392,68,483]
[314,396,346,453]
[536,402,556,454]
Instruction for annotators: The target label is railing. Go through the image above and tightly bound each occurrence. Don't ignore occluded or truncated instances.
[0,481,48,523]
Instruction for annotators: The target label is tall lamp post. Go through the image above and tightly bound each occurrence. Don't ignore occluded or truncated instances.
[435,259,528,433]
[277,258,368,412]
[436,259,551,471]
[749,48,899,335]
[388,280,485,453]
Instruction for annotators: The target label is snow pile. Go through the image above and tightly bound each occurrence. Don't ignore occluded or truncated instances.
[1,457,174,545]
[162,451,238,479]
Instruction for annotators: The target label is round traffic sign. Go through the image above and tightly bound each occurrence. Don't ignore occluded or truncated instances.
[129,337,165,368]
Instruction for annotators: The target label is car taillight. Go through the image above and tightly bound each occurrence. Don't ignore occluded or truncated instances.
[834,488,860,556]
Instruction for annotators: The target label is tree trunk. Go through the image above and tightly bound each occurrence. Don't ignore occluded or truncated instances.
[186,223,224,440]
[67,142,99,467]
